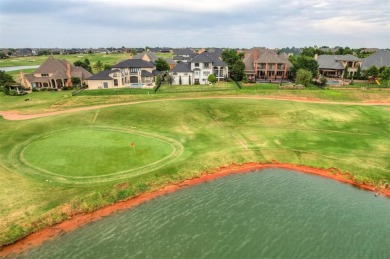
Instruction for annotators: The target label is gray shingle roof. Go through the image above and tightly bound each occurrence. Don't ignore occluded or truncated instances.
[170,62,192,73]
[113,59,155,68]
[317,55,361,70]
[173,48,196,56]
[86,70,118,80]
[191,52,227,67]
[141,70,153,77]
[133,52,158,62]
[361,50,390,70]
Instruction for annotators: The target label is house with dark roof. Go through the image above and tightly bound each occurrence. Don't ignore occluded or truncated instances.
[243,48,292,81]
[169,63,193,85]
[86,59,157,89]
[361,50,390,71]
[316,54,362,78]
[169,51,228,85]
[133,51,158,63]
[172,48,197,63]
[21,57,92,89]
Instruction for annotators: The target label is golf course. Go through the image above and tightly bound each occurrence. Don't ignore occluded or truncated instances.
[0,88,390,251]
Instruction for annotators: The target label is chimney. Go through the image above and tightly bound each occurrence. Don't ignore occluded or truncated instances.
[253,48,259,72]
[66,63,72,87]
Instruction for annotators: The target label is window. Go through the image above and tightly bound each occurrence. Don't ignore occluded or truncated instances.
[195,63,199,67]
[114,79,118,86]
[203,71,210,77]
[203,63,210,69]
[194,71,200,75]
[130,68,138,73]
[41,73,49,77]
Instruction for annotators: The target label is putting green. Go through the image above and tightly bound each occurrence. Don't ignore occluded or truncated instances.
[10,127,183,184]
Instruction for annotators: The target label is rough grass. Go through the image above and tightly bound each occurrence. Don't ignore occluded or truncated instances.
[0,96,389,246]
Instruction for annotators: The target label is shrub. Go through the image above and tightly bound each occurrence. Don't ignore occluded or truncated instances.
[208,74,217,84]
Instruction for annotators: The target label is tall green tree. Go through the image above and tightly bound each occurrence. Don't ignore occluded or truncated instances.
[343,66,349,79]
[222,49,240,69]
[94,61,103,73]
[289,55,319,78]
[231,60,245,81]
[295,69,312,87]
[155,58,170,72]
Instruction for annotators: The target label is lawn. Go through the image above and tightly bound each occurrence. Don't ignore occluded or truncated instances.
[0,95,389,246]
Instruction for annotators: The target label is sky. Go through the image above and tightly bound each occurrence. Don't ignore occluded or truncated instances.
[0,0,389,49]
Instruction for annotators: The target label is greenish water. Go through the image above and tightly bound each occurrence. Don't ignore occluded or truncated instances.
[13,169,390,259]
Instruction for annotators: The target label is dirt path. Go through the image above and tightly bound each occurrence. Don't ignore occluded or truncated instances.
[1,96,389,121]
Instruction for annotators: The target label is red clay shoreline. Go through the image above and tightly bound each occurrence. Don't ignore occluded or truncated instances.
[1,162,389,257]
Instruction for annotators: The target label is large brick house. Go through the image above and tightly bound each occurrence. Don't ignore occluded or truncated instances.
[243,48,292,81]
[21,57,92,89]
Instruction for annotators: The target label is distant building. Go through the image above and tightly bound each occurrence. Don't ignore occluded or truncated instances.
[172,48,197,63]
[21,57,92,89]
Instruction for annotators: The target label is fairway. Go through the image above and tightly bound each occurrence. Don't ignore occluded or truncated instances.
[0,96,389,247]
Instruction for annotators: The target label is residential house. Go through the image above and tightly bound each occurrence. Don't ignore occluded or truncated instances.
[169,63,193,85]
[361,50,390,71]
[21,57,92,89]
[317,54,362,78]
[169,52,228,85]
[243,48,292,81]
[86,59,157,89]
[172,48,197,63]
[133,51,158,63]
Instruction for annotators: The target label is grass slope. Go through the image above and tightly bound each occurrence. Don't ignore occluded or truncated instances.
[0,95,389,246]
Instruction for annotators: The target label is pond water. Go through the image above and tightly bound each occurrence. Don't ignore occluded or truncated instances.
[14,169,390,259]
[0,65,39,72]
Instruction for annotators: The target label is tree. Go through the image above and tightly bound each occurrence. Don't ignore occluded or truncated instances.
[366,65,379,77]
[94,60,103,73]
[155,58,170,72]
[289,55,319,78]
[179,75,182,85]
[71,77,81,87]
[0,52,8,59]
[356,65,361,79]
[295,69,312,87]
[103,64,112,70]
[0,70,15,87]
[189,75,191,85]
[231,60,245,81]
[222,49,240,69]
[208,74,217,84]
[155,74,161,86]
[343,66,349,79]
[380,67,390,80]
[74,60,92,73]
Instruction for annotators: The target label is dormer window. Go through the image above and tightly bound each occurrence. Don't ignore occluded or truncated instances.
[195,63,199,67]
[41,73,49,77]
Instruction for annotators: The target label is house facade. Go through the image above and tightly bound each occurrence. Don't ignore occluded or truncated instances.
[21,57,92,89]
[169,52,228,85]
[243,48,291,81]
[86,59,157,89]
[317,54,362,78]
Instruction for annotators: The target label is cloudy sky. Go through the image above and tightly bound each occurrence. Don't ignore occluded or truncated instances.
[0,0,389,48]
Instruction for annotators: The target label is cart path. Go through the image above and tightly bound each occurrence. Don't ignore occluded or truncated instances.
[1,96,389,121]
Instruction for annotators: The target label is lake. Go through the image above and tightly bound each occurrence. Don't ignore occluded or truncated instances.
[0,65,39,72]
[13,169,390,258]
